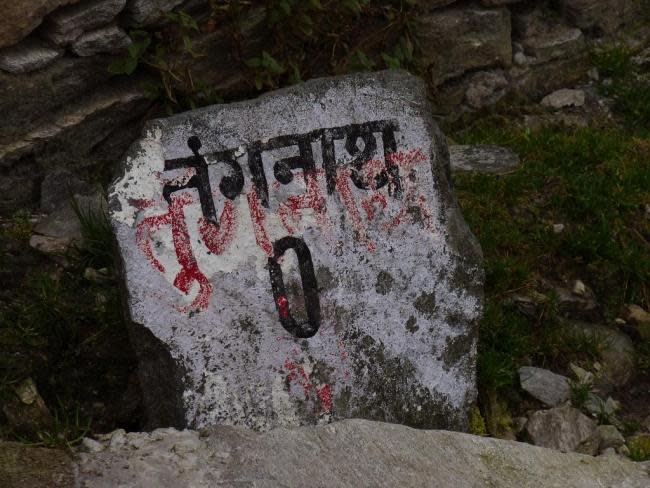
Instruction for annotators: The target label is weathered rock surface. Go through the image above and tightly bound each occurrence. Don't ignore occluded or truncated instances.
[0,441,74,488]
[109,71,484,431]
[415,6,512,84]
[30,192,105,254]
[0,38,63,74]
[5,420,650,487]
[558,0,626,34]
[513,7,586,64]
[71,24,131,56]
[40,0,127,46]
[0,0,79,49]
[597,424,626,452]
[125,0,185,25]
[518,366,570,407]
[526,404,599,455]
[449,145,519,173]
[622,304,650,340]
[464,70,509,109]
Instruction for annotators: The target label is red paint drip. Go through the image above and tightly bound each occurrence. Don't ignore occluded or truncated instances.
[316,384,332,413]
[335,168,375,252]
[277,295,289,319]
[199,200,236,254]
[246,190,273,257]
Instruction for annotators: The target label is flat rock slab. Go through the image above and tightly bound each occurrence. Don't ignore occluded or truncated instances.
[109,71,483,431]
[449,144,520,173]
[518,366,570,407]
[71,420,650,487]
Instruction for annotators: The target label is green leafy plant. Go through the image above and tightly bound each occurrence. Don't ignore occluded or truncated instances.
[568,363,594,409]
[32,402,91,449]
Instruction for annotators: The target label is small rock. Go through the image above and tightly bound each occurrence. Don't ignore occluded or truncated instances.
[1,378,53,435]
[565,322,635,394]
[519,366,571,407]
[41,0,127,45]
[125,0,185,25]
[80,437,105,453]
[598,425,625,451]
[541,89,586,109]
[526,404,599,455]
[514,52,528,66]
[109,429,127,450]
[621,304,650,340]
[449,145,520,173]
[554,288,599,320]
[84,267,110,283]
[464,71,509,109]
[0,38,62,74]
[553,223,565,234]
[587,68,599,81]
[71,24,131,56]
[600,447,617,457]
[29,192,105,255]
[514,416,528,434]
[513,7,585,65]
[572,279,587,296]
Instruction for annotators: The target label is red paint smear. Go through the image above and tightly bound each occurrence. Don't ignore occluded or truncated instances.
[136,211,170,274]
[277,295,289,319]
[167,193,213,312]
[246,190,273,257]
[316,384,332,413]
[387,148,427,170]
[361,192,387,221]
[130,198,155,210]
[283,359,313,397]
[335,168,375,252]
[277,170,329,235]
[199,200,236,254]
[135,193,213,312]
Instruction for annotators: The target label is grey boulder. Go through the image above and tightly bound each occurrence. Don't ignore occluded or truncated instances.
[519,366,570,407]
[525,404,599,455]
[72,420,650,487]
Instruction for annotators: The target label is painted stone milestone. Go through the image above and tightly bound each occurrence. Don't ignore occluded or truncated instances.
[109,71,483,431]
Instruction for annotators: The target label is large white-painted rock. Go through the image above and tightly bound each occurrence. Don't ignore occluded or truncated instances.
[108,71,483,431]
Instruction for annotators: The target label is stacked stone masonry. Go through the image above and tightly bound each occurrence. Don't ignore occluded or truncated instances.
[0,0,646,215]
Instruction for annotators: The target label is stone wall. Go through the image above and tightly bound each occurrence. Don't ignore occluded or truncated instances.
[0,0,647,215]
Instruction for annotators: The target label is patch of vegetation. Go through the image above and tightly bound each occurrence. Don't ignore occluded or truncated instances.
[592,44,650,129]
[0,202,140,444]
[628,435,650,462]
[453,120,650,433]
[108,1,419,111]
